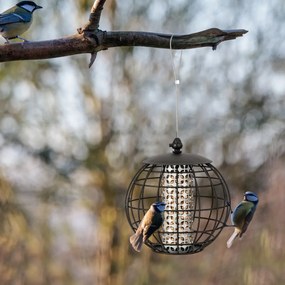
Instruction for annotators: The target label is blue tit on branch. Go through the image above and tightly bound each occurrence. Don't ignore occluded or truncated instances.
[0,1,42,43]
[227,191,259,248]
[130,201,166,252]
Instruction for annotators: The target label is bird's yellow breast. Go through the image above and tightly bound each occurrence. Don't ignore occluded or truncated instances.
[232,200,254,229]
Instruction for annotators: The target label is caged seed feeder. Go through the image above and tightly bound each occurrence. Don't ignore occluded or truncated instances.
[125,137,231,255]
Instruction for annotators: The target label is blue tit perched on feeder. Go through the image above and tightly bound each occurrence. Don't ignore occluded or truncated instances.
[130,201,166,252]
[0,1,42,43]
[227,191,259,248]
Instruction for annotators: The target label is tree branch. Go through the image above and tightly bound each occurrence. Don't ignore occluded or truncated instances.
[0,28,247,64]
[102,29,248,50]
[0,0,248,67]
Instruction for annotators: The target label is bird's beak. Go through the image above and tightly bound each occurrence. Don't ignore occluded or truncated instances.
[36,5,43,9]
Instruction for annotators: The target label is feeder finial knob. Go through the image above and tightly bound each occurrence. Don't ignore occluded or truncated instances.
[169,137,183,154]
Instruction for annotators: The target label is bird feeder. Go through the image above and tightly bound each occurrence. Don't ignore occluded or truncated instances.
[125,138,231,254]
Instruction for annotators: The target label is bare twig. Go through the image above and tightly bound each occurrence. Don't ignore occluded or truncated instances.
[77,0,107,66]
[78,0,107,33]
[87,0,107,31]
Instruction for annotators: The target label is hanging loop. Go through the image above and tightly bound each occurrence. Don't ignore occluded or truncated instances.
[169,35,183,138]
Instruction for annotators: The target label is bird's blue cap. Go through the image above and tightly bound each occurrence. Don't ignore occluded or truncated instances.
[152,201,166,212]
[244,191,259,203]
[153,201,166,206]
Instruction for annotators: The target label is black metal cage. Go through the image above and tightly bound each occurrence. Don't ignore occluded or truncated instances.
[125,138,231,255]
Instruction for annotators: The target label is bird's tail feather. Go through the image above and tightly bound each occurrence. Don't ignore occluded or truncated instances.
[130,232,143,252]
[227,229,240,248]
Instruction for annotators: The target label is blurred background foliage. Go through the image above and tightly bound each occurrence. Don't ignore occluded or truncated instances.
[0,0,285,284]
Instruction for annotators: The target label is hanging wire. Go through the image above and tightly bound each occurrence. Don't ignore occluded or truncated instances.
[170,35,183,138]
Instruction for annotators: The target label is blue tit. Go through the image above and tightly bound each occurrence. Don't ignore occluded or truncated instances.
[130,201,166,252]
[0,1,42,43]
[227,191,259,248]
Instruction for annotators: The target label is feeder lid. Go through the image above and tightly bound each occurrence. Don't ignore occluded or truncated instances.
[143,138,212,165]
[143,153,212,165]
